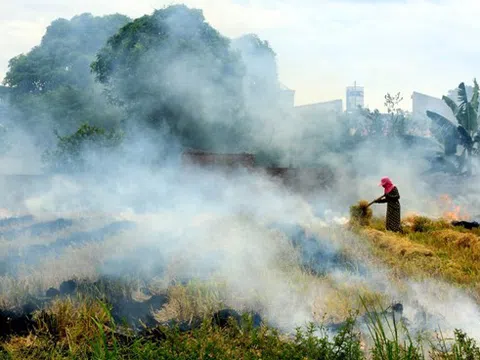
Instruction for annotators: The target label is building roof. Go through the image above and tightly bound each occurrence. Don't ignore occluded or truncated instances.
[279,83,294,92]
[294,99,342,110]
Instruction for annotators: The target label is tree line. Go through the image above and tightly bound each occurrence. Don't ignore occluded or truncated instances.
[2,5,479,175]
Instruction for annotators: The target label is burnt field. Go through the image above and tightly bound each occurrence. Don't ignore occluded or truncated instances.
[0,192,400,340]
[0,209,360,330]
[1,157,480,357]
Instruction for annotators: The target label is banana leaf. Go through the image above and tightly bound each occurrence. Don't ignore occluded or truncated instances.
[426,110,458,155]
[442,95,458,115]
[457,82,478,133]
[457,125,473,150]
[471,78,480,112]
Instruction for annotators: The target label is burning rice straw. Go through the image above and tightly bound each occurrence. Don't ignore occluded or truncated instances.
[350,200,373,226]
[439,194,470,221]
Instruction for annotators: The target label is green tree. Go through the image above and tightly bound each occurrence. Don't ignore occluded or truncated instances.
[4,13,130,93]
[91,5,248,151]
[384,92,406,137]
[427,80,480,175]
[355,107,383,137]
[42,123,124,173]
[230,33,290,160]
[3,13,130,137]
[231,34,279,101]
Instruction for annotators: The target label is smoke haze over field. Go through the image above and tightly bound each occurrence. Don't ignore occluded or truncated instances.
[3,164,480,338]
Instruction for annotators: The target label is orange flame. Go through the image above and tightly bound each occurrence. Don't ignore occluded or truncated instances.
[439,194,470,221]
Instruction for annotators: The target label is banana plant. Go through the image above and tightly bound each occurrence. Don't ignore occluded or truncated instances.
[426,80,480,175]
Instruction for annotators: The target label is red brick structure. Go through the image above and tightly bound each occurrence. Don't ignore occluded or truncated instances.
[181,149,335,193]
[181,149,256,169]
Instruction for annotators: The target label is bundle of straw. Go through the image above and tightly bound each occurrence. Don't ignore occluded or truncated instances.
[350,200,373,226]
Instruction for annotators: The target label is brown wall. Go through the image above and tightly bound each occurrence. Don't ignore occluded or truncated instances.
[181,150,256,169]
[182,150,335,193]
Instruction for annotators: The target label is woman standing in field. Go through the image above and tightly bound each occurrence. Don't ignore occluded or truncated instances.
[375,177,402,232]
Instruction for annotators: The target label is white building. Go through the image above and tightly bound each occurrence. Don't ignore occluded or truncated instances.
[279,83,295,108]
[346,82,364,112]
[410,91,458,138]
[411,91,455,122]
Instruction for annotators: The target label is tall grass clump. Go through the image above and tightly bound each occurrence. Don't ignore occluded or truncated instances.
[153,280,226,324]
[361,297,424,360]
[430,329,480,360]
[2,296,123,359]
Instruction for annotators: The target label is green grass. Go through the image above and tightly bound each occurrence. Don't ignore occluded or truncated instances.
[0,296,364,359]
[1,296,479,359]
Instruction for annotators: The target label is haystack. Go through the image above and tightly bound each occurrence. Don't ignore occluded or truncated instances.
[350,200,373,226]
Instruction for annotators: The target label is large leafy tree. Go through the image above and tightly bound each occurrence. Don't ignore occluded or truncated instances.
[426,80,480,175]
[229,34,290,160]
[91,5,248,151]
[231,34,279,102]
[3,13,130,138]
[4,13,130,93]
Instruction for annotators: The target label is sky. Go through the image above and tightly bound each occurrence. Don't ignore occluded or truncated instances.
[1,0,479,111]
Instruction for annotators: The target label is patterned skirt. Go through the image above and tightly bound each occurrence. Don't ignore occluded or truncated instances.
[386,201,402,232]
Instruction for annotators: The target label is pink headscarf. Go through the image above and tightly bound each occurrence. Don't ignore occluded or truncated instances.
[379,177,395,194]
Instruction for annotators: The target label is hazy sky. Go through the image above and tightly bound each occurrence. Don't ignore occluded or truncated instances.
[1,0,479,110]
